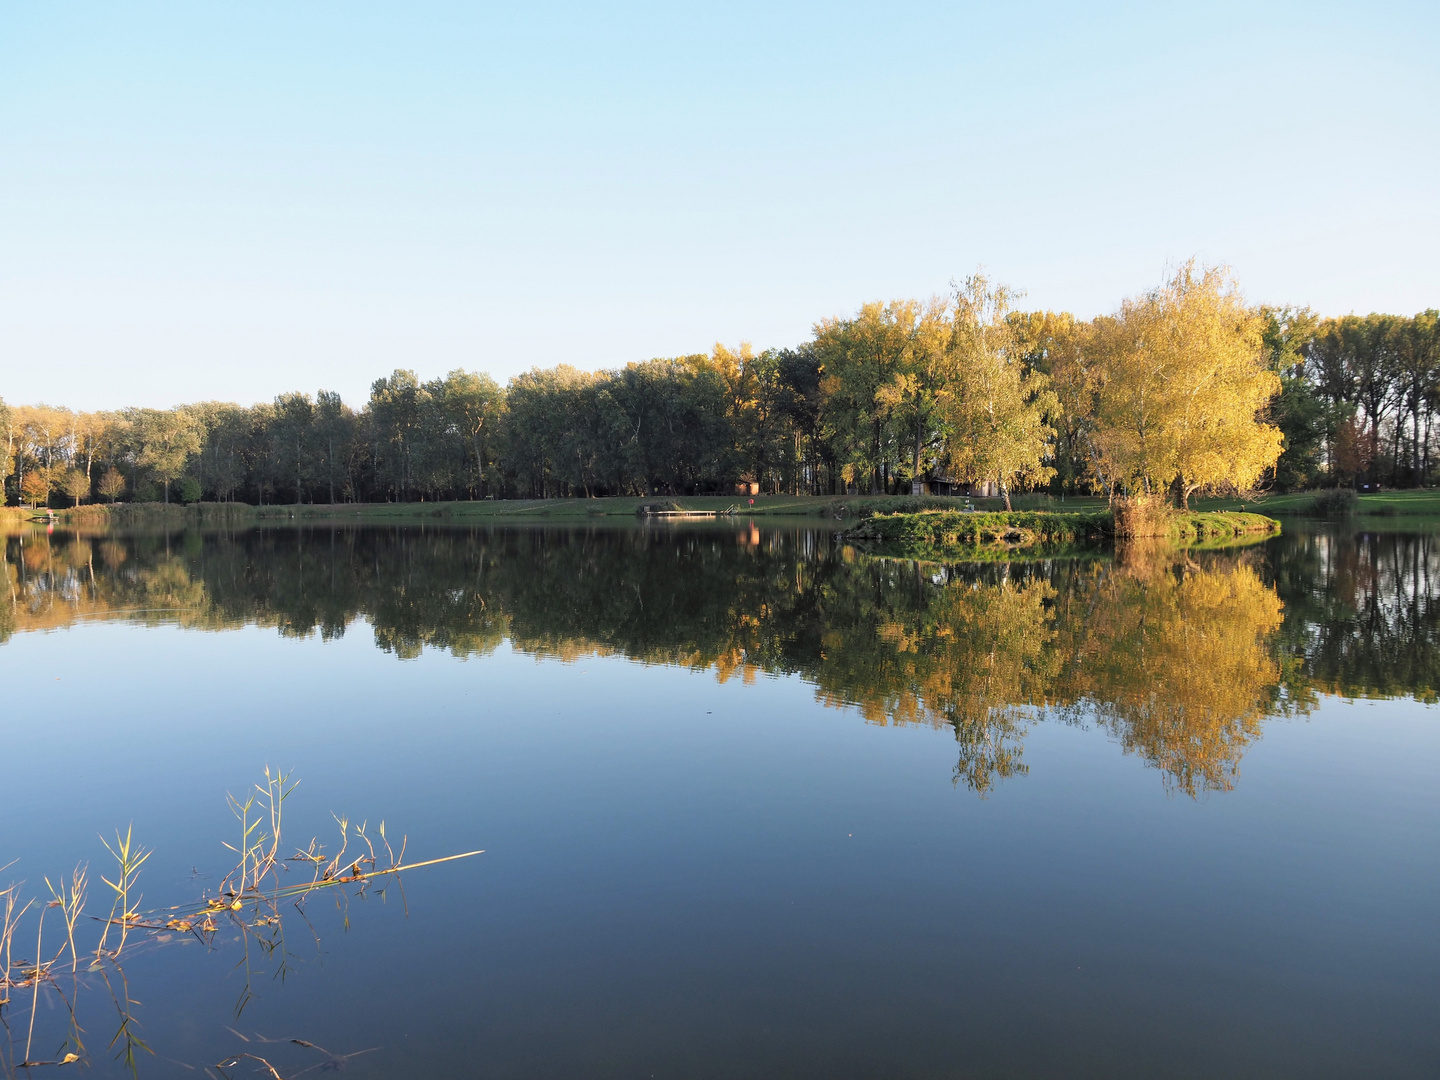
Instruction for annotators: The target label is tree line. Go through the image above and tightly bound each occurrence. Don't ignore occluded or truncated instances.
[2,263,1434,508]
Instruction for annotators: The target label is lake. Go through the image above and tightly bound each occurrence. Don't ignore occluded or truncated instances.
[1,521,1437,1078]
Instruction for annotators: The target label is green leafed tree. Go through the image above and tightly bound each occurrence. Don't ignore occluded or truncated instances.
[876,298,954,487]
[814,302,914,493]
[271,391,316,504]
[775,344,829,494]
[314,390,355,503]
[433,370,505,498]
[1389,310,1440,483]
[131,408,202,503]
[368,370,427,501]
[1261,305,1328,489]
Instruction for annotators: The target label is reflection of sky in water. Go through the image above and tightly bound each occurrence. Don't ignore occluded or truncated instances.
[1,526,1438,1077]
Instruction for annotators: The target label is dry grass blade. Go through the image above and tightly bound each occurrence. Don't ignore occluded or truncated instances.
[25,901,45,1064]
[215,1052,286,1079]
[45,864,88,974]
[290,1040,381,1076]
[1,883,36,1005]
[263,849,483,904]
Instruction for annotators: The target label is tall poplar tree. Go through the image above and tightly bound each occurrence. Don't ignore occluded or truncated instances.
[0,397,12,501]
[941,275,1058,509]
[435,370,504,498]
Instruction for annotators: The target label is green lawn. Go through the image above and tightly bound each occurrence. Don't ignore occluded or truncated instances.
[1193,489,1440,518]
[246,494,930,521]
[5,493,966,528]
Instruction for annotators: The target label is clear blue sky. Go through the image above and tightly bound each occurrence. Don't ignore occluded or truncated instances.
[2,1,1436,411]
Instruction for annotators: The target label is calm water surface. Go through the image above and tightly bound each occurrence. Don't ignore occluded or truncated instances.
[1,522,1437,1078]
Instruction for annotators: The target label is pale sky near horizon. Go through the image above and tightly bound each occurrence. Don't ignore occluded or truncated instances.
[2,1,1437,412]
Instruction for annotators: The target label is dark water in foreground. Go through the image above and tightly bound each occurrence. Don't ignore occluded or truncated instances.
[0,522,1436,1078]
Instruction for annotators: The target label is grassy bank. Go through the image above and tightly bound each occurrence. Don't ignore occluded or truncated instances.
[1193,489,1440,519]
[840,508,1279,557]
[1166,511,1283,542]
[1,493,1031,529]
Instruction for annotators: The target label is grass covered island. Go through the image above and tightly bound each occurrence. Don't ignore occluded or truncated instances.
[839,506,1281,558]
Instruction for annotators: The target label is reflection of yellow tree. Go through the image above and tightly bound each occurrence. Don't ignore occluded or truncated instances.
[1055,553,1284,795]
[812,572,1059,795]
[926,579,1060,794]
[806,552,1286,796]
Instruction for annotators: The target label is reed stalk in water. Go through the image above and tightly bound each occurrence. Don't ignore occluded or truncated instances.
[96,825,149,959]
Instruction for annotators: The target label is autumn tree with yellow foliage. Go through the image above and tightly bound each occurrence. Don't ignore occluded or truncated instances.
[1088,263,1283,511]
[940,275,1059,510]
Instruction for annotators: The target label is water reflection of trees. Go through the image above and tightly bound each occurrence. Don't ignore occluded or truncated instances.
[8,523,1431,794]
[1271,529,1440,702]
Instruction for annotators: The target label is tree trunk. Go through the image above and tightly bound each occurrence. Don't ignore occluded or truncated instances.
[870,420,881,494]
[1390,414,1403,485]
[1170,475,1189,510]
[1416,408,1428,480]
[1413,401,1422,484]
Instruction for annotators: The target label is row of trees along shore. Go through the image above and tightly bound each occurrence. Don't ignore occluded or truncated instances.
[2,263,1435,510]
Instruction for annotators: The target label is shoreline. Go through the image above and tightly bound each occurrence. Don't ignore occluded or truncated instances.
[0,494,1063,530]
[7,486,1437,534]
